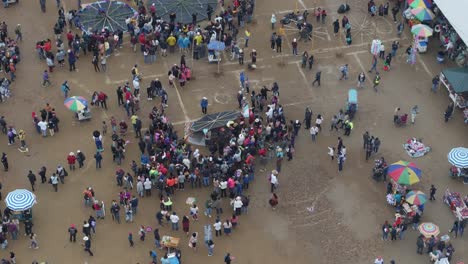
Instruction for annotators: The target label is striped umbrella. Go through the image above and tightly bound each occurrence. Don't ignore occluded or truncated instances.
[418,222,440,238]
[408,0,432,9]
[64,96,88,112]
[410,7,434,21]
[5,189,37,211]
[387,160,422,185]
[406,190,427,205]
[411,24,433,37]
[448,147,468,168]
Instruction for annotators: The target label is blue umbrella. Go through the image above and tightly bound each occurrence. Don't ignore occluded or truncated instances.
[207,40,226,51]
[448,147,468,168]
[5,189,37,211]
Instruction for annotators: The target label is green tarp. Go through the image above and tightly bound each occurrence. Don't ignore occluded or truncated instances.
[442,67,468,93]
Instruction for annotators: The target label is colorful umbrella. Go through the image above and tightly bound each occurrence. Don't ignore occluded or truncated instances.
[411,24,433,37]
[406,190,427,205]
[418,222,440,238]
[448,147,468,168]
[5,189,37,211]
[387,160,422,185]
[410,7,434,21]
[64,96,88,112]
[408,0,432,9]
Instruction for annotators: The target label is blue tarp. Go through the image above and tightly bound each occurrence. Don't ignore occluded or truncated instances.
[207,40,226,51]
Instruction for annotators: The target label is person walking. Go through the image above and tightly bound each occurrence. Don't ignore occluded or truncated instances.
[416,234,424,254]
[339,64,348,80]
[363,131,369,150]
[207,239,215,256]
[68,224,77,242]
[61,81,70,98]
[77,150,86,168]
[369,56,378,73]
[312,71,321,86]
[68,50,77,71]
[27,170,37,192]
[42,70,51,87]
[128,232,134,247]
[410,105,419,124]
[310,126,318,142]
[83,236,94,256]
[431,75,439,93]
[373,72,381,92]
[200,97,208,114]
[429,184,437,200]
[444,102,454,122]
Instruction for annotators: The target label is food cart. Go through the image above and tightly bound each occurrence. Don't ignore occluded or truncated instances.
[346,89,357,120]
[161,235,180,251]
[5,189,36,222]
[439,68,468,109]
[443,188,468,221]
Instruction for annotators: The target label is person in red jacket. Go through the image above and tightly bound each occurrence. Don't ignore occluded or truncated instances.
[66,31,74,48]
[67,152,76,171]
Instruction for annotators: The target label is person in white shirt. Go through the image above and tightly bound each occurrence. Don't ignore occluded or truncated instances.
[270,170,278,193]
[232,196,243,215]
[133,78,140,96]
[219,179,228,198]
[144,178,152,196]
[310,126,318,142]
[327,147,335,160]
[374,256,384,264]
[213,219,222,236]
[190,204,199,220]
[315,114,323,131]
[169,212,179,231]
[38,120,48,137]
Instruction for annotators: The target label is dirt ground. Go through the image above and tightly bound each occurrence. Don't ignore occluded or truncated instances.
[0,0,467,263]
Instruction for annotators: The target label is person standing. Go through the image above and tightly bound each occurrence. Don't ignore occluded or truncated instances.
[101,55,107,72]
[77,150,86,168]
[170,212,180,231]
[29,233,39,249]
[410,105,419,124]
[27,170,37,192]
[366,141,373,161]
[310,126,318,142]
[312,71,321,86]
[238,49,244,65]
[200,97,208,114]
[444,102,454,122]
[339,64,348,80]
[214,219,222,236]
[373,72,381,92]
[94,151,102,169]
[291,38,298,55]
[111,200,121,223]
[373,137,381,153]
[270,14,276,29]
[357,72,366,88]
[68,50,76,72]
[68,224,77,242]
[50,173,59,192]
[275,35,282,53]
[244,29,251,48]
[83,236,93,256]
[363,131,369,150]
[304,107,312,129]
[224,253,233,264]
[429,185,437,200]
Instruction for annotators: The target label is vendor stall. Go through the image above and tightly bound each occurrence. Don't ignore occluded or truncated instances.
[443,188,468,220]
[439,68,468,109]
[403,138,431,158]
[447,147,468,183]
[161,235,180,249]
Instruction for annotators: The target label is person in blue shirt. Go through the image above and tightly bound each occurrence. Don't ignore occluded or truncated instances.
[149,250,157,263]
[200,97,208,114]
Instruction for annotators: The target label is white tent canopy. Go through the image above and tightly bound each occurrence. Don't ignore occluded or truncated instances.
[434,0,468,45]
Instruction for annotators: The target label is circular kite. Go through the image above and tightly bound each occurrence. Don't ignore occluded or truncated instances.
[148,0,218,24]
[77,1,137,33]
